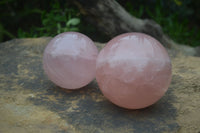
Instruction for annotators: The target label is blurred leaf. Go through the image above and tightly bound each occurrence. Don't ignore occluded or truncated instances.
[0,0,14,5]
[68,27,79,31]
[66,18,80,26]
[174,0,182,6]
[57,23,61,34]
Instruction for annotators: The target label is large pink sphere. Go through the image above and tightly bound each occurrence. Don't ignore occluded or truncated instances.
[43,32,98,89]
[96,32,172,109]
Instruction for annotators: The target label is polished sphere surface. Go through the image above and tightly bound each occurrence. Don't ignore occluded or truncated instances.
[96,32,172,109]
[43,32,98,89]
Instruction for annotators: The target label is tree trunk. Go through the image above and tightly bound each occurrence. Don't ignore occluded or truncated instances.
[73,0,175,48]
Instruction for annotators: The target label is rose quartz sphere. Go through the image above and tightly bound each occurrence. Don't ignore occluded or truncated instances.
[43,32,98,89]
[96,32,172,109]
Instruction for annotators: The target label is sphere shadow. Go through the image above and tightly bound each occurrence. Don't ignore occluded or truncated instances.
[30,79,179,133]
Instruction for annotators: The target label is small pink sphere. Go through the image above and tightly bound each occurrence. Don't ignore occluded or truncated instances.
[43,32,98,89]
[96,32,172,109]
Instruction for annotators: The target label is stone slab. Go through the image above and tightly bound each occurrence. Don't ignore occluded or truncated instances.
[0,38,200,133]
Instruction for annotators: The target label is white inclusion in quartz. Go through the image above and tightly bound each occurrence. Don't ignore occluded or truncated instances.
[50,34,81,58]
[97,48,167,80]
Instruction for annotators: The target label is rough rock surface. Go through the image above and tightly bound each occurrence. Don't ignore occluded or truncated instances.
[0,37,200,133]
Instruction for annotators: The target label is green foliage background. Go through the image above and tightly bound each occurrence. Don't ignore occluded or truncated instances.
[0,0,199,46]
[119,0,200,47]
